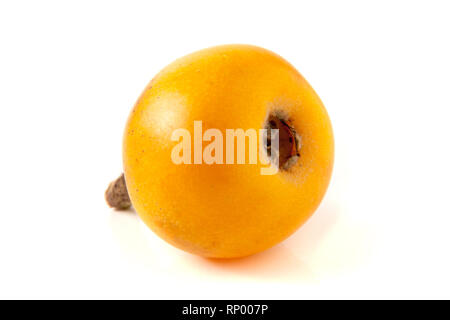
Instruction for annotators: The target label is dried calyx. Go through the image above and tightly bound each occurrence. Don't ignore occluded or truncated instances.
[265,114,301,170]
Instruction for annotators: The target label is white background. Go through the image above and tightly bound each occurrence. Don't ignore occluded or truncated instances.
[1,1,449,299]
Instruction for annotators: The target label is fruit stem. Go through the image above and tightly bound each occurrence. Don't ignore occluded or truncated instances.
[105,173,132,210]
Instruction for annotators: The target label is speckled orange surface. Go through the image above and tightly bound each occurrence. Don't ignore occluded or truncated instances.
[123,45,334,258]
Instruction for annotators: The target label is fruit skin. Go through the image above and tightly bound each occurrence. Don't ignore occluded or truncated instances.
[123,44,334,258]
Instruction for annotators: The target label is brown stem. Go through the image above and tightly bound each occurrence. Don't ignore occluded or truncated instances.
[105,173,132,210]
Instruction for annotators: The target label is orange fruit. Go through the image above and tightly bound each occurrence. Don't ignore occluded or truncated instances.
[123,44,334,258]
